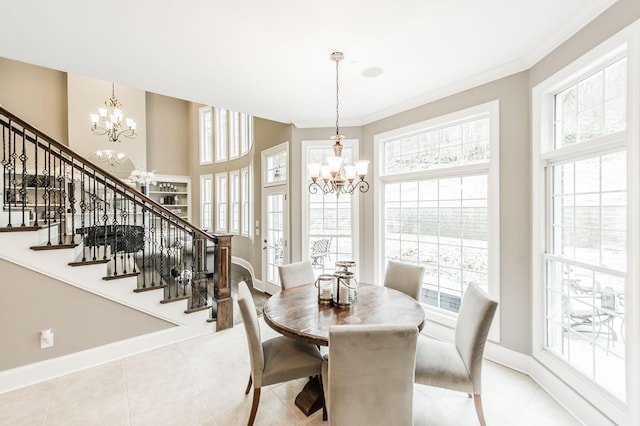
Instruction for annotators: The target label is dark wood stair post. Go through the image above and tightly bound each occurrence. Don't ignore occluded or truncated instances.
[213,234,233,331]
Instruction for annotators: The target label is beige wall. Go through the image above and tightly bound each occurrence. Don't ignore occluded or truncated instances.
[250,118,293,276]
[0,259,174,371]
[146,92,190,175]
[0,57,68,144]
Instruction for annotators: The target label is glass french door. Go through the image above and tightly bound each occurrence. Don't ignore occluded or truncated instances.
[262,143,289,294]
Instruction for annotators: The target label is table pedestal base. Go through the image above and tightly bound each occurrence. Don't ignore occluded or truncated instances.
[294,376,324,416]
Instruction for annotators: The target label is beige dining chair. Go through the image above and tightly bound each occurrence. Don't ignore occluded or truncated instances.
[414,284,498,426]
[322,324,418,425]
[278,260,315,289]
[383,259,425,301]
[237,281,324,426]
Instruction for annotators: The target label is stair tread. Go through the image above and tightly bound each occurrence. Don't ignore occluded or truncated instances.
[30,234,80,250]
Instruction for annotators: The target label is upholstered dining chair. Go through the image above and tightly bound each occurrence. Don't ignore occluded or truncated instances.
[383,259,425,301]
[278,260,315,289]
[322,324,418,426]
[237,281,324,426]
[414,284,498,426]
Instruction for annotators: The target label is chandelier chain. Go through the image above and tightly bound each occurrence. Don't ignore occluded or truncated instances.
[335,56,340,136]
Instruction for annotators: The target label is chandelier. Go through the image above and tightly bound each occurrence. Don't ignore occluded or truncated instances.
[90,83,137,143]
[307,52,369,197]
[95,149,126,167]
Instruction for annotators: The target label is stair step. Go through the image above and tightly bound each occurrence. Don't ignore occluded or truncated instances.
[133,283,168,292]
[30,234,79,250]
[184,304,210,314]
[0,225,42,232]
[160,294,190,304]
[103,271,141,281]
[69,258,111,267]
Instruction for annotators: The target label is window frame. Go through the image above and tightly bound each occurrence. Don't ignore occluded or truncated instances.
[301,138,361,278]
[241,164,253,239]
[374,100,500,339]
[531,23,640,423]
[229,169,240,235]
[199,107,213,165]
[215,107,228,163]
[240,113,253,156]
[229,111,240,160]
[200,174,213,231]
[215,172,228,233]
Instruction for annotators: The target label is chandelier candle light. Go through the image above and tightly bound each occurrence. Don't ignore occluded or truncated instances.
[307,52,369,197]
[90,83,137,143]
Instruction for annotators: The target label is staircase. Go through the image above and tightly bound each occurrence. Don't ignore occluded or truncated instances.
[0,106,233,330]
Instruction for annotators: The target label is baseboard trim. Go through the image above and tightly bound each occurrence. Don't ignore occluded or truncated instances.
[0,324,213,395]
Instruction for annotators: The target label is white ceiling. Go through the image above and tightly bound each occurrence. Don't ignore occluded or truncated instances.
[0,0,616,128]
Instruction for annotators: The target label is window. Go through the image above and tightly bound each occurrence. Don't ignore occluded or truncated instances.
[533,40,631,405]
[200,174,213,230]
[215,107,228,162]
[229,111,239,159]
[230,170,240,234]
[265,150,286,184]
[240,113,253,155]
[199,107,212,164]
[376,101,499,316]
[302,139,360,276]
[241,164,253,238]
[213,108,252,163]
[215,172,228,232]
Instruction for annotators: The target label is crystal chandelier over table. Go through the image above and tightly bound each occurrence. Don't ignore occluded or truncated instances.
[90,82,137,143]
[307,52,369,197]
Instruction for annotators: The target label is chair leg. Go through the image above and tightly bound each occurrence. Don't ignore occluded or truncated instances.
[245,375,252,395]
[318,374,328,421]
[472,394,486,426]
[247,388,261,426]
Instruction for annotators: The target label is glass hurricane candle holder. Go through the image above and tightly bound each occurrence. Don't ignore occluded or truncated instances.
[315,274,334,305]
[333,270,358,308]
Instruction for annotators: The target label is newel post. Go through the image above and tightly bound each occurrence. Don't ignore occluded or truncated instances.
[212,234,233,330]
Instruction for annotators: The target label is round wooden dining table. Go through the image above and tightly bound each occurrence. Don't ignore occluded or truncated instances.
[262,282,426,346]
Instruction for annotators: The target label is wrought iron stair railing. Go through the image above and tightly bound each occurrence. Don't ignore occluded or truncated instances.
[0,106,233,330]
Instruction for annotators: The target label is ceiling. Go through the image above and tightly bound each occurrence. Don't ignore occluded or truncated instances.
[0,0,616,128]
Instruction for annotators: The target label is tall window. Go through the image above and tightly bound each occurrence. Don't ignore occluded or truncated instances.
[214,108,252,163]
[377,101,499,315]
[302,140,359,276]
[199,107,212,164]
[229,111,239,159]
[240,113,253,155]
[200,174,213,230]
[215,107,227,162]
[215,172,228,232]
[533,41,630,404]
[230,170,240,234]
[241,164,253,238]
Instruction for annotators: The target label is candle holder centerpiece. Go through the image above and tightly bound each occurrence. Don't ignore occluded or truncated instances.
[333,260,358,308]
[315,274,334,305]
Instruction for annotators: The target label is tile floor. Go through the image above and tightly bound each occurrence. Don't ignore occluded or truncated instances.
[0,317,580,426]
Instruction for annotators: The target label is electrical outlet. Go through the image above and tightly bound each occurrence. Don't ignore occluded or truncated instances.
[40,329,54,349]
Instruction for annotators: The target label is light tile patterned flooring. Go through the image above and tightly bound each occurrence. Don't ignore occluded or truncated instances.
[0,319,580,426]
